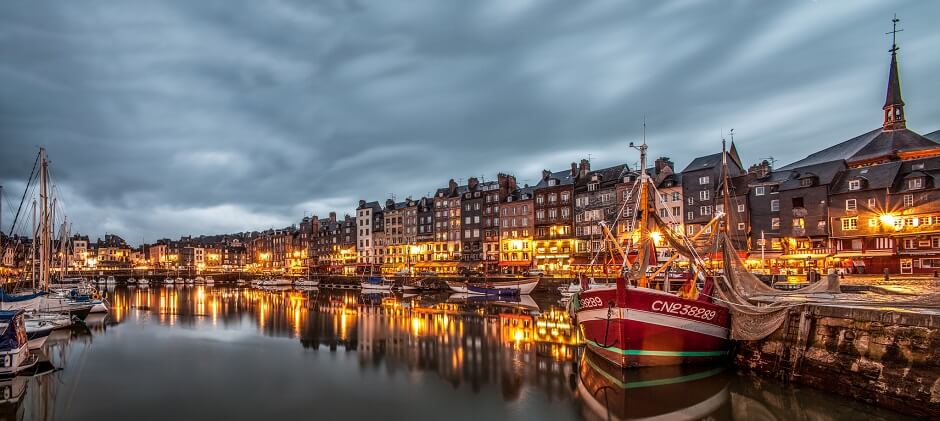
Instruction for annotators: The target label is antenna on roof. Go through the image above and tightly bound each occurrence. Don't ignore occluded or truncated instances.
[764,156,778,167]
[729,128,735,143]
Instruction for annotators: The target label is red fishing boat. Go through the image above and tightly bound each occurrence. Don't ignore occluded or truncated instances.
[573,138,738,367]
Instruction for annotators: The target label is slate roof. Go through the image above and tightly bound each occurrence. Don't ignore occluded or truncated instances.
[829,161,901,194]
[772,160,846,191]
[535,169,576,188]
[925,130,940,142]
[576,164,626,188]
[681,153,721,173]
[357,201,382,211]
[778,127,940,170]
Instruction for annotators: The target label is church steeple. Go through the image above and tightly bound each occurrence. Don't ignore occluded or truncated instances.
[883,15,906,131]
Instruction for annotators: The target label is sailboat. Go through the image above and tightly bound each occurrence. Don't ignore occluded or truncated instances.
[571,139,733,368]
[0,148,95,319]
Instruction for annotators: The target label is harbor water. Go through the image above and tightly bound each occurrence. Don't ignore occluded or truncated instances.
[12,285,912,420]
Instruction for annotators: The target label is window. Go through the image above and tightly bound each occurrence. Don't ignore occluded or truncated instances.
[561,192,570,202]
[738,204,745,213]
[687,197,694,206]
[687,211,694,221]
[904,238,914,249]
[771,217,780,230]
[755,186,765,196]
[868,218,878,227]
[660,193,667,203]
[660,208,668,217]
[792,197,804,208]
[793,218,805,229]
[848,180,860,191]
[842,217,858,230]
[687,225,695,235]
[868,198,877,208]
[800,178,813,187]
[770,199,780,212]
[716,204,723,213]
[700,206,711,216]
[699,190,710,201]
[672,192,680,201]
[737,222,746,231]
[672,207,680,216]
[903,194,914,207]
[846,199,857,211]
[699,176,710,185]
[587,183,597,192]
[909,178,923,190]
[932,237,940,248]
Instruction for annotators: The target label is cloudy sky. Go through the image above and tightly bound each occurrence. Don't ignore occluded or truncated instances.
[1,1,938,244]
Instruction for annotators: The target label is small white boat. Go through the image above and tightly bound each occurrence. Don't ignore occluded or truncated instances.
[175,277,184,285]
[250,278,262,286]
[164,278,175,285]
[186,278,196,285]
[89,301,108,313]
[205,276,215,285]
[138,278,150,285]
[97,277,106,284]
[0,311,39,376]
[293,278,319,287]
[258,278,292,287]
[105,276,117,285]
[446,278,539,295]
[127,277,137,284]
[25,313,70,349]
[360,277,394,291]
[236,279,248,286]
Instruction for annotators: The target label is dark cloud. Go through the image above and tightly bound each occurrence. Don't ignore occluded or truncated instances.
[1,0,938,243]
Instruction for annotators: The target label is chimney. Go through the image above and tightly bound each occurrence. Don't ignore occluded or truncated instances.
[329,211,337,222]
[748,160,771,178]
[570,162,577,177]
[541,170,551,180]
[385,198,395,209]
[358,199,366,208]
[468,177,479,191]
[448,179,458,194]
[654,157,673,175]
[579,159,590,177]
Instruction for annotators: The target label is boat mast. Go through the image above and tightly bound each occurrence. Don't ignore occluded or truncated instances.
[31,200,36,289]
[631,121,652,286]
[39,147,49,290]
[720,137,733,257]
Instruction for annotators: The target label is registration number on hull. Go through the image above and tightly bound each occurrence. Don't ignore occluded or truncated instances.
[651,300,717,321]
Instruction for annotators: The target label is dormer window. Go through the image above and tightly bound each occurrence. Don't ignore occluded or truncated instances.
[587,183,598,192]
[848,180,861,191]
[800,177,813,187]
[698,176,710,185]
[548,179,558,186]
[909,178,923,190]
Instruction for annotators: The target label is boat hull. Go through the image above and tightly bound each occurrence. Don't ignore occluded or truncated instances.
[575,285,730,367]
[446,278,539,295]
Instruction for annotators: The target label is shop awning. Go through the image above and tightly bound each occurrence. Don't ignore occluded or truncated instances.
[831,250,893,258]
[498,261,531,267]
[779,253,832,260]
[704,250,749,260]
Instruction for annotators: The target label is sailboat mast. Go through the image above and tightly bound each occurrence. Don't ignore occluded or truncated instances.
[31,200,36,289]
[635,138,651,286]
[39,148,50,290]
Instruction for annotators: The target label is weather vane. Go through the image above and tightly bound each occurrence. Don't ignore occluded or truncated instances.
[887,14,902,53]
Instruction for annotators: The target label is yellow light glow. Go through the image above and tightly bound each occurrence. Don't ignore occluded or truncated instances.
[879,213,897,228]
[650,231,662,244]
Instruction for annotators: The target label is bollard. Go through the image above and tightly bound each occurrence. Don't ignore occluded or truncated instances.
[883,267,890,282]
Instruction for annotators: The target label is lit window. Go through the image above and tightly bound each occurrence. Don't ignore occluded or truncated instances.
[904,194,914,207]
[842,217,858,230]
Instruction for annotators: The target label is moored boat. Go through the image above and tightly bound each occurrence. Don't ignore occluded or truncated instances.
[466,285,520,296]
[293,278,319,287]
[360,277,394,291]
[446,278,539,295]
[572,139,734,368]
[205,276,215,285]
[0,311,38,377]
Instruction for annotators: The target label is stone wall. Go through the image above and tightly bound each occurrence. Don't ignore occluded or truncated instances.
[735,304,940,418]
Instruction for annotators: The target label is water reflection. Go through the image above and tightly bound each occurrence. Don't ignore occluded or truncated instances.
[2,286,913,420]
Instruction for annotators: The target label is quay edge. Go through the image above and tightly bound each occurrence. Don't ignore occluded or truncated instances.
[734,303,940,417]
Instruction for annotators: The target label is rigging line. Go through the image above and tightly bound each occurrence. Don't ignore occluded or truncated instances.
[6,151,40,238]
